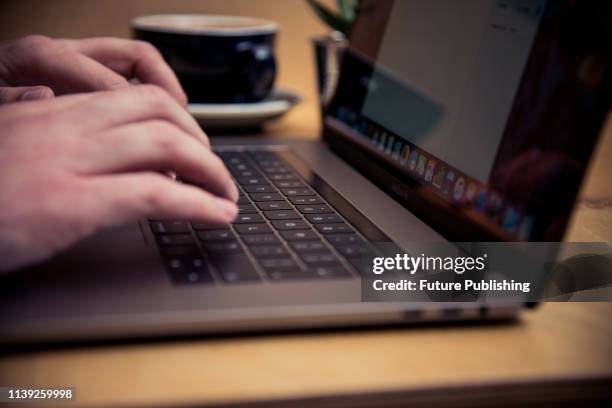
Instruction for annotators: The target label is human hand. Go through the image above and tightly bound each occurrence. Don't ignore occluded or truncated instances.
[0,85,238,273]
[0,35,186,105]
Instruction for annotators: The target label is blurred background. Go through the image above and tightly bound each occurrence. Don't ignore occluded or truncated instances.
[0,0,337,138]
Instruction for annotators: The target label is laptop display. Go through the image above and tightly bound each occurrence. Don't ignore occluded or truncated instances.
[324,0,611,241]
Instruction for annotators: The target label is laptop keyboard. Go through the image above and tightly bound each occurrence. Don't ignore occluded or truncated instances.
[150,150,378,285]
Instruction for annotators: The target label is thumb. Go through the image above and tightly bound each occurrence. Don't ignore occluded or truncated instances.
[0,86,55,104]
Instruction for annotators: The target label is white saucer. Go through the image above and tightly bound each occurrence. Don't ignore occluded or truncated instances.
[188,89,301,129]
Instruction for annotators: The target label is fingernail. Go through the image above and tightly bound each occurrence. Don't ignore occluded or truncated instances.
[216,198,238,221]
[20,88,43,101]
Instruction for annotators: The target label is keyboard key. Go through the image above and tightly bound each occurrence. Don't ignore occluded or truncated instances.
[314,224,353,234]
[231,163,250,172]
[305,214,343,224]
[150,220,190,234]
[269,173,297,181]
[238,204,257,214]
[165,256,214,284]
[233,214,265,224]
[219,152,244,163]
[289,240,327,253]
[244,185,276,193]
[296,204,333,214]
[280,230,319,241]
[263,210,301,220]
[274,180,305,188]
[237,196,250,204]
[220,159,242,168]
[271,220,310,230]
[300,252,340,266]
[249,245,288,258]
[197,230,236,242]
[160,245,200,257]
[259,257,299,270]
[168,267,215,284]
[257,160,283,168]
[248,151,272,158]
[210,254,261,283]
[237,177,268,186]
[165,256,206,270]
[289,196,323,205]
[192,222,230,231]
[307,266,352,279]
[223,163,246,171]
[335,244,373,258]
[266,269,319,281]
[157,234,194,246]
[234,224,273,234]
[325,234,365,246]
[242,234,280,246]
[281,188,315,196]
[233,169,260,178]
[250,193,284,202]
[202,241,243,254]
[256,201,292,211]
[262,166,291,174]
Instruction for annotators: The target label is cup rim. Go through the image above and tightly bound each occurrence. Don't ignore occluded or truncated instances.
[131,14,278,36]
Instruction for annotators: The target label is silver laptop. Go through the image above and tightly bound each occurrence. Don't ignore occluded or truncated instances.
[1,0,610,343]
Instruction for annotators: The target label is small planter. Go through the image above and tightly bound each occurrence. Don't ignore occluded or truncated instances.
[312,32,348,115]
[307,0,356,116]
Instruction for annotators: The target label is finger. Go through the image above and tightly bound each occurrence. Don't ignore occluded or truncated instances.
[82,120,237,201]
[58,38,188,106]
[0,86,54,104]
[65,85,209,147]
[86,173,238,227]
[0,87,209,148]
[0,91,100,124]
[3,35,129,95]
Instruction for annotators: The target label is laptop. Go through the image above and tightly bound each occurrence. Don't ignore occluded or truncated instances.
[1,0,610,343]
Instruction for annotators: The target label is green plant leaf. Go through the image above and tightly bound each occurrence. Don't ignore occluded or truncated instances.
[306,0,353,34]
[337,0,357,21]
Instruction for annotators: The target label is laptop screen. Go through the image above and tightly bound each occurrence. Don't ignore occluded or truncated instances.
[323,0,611,241]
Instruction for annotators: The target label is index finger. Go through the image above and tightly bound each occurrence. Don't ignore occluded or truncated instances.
[2,35,130,95]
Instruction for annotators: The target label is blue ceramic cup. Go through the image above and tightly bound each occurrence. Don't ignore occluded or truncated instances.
[132,14,277,103]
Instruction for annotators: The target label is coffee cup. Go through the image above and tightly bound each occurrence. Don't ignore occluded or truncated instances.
[132,14,277,103]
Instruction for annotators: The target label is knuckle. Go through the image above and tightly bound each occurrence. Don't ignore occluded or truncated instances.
[134,40,160,57]
[136,84,172,107]
[139,174,169,212]
[19,34,54,51]
[139,83,168,99]
[200,131,211,148]
[9,36,57,70]
[104,74,129,90]
[150,123,182,153]
[148,119,176,135]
